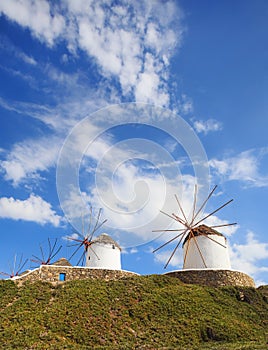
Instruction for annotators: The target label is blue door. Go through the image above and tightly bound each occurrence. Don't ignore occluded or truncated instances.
[59,273,66,281]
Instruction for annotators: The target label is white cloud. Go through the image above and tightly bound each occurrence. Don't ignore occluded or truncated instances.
[201,214,238,237]
[0,91,107,134]
[130,247,138,254]
[0,0,184,107]
[53,120,237,250]
[58,125,203,246]
[81,142,233,247]
[19,52,37,66]
[122,247,138,255]
[134,53,170,106]
[210,149,268,187]
[59,187,94,225]
[0,108,116,187]
[179,94,193,115]
[154,248,183,269]
[0,194,61,226]
[193,119,223,135]
[230,231,268,284]
[0,1,187,189]
[0,64,37,89]
[0,36,37,66]
[62,232,79,241]
[69,0,181,105]
[0,136,60,185]
[0,98,108,189]
[0,0,65,46]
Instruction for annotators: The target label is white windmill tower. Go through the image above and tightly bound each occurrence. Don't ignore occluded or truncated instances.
[153,185,235,269]
[182,225,231,269]
[86,233,121,270]
[68,208,121,270]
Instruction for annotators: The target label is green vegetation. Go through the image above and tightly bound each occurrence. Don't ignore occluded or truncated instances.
[0,275,267,349]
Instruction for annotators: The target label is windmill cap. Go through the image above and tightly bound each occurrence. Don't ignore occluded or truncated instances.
[182,224,226,247]
[93,233,121,250]
[52,257,72,266]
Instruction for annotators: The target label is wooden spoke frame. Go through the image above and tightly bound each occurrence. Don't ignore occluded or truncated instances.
[153,185,236,269]
[67,207,107,266]
[31,238,62,266]
[0,254,28,278]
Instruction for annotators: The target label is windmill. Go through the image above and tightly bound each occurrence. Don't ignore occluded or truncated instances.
[86,233,122,270]
[67,207,107,266]
[0,254,28,279]
[31,238,62,266]
[153,185,236,269]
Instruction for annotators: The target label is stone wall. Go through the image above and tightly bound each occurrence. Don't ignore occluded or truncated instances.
[13,265,138,286]
[13,266,255,288]
[165,269,255,287]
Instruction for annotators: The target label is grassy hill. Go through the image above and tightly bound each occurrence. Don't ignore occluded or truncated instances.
[0,275,267,349]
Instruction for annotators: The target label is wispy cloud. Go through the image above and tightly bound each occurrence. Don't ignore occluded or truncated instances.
[62,232,79,242]
[179,94,193,115]
[59,134,205,247]
[0,0,188,191]
[68,1,182,105]
[0,0,65,46]
[0,64,38,89]
[0,136,60,186]
[192,118,223,135]
[0,93,106,133]
[0,34,37,66]
[81,150,236,247]
[19,52,37,66]
[230,231,268,285]
[154,248,183,268]
[0,0,184,107]
[210,149,268,187]
[0,194,61,226]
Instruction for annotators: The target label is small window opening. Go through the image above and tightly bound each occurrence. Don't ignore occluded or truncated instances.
[112,244,115,249]
[59,273,66,281]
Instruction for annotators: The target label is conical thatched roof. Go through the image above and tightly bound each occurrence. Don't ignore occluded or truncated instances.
[182,224,225,246]
[93,233,121,250]
[52,258,72,266]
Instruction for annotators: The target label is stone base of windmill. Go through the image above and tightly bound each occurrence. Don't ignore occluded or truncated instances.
[165,269,255,288]
[165,226,255,287]
[12,263,139,285]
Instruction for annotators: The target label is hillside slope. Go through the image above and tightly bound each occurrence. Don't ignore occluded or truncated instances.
[0,275,267,349]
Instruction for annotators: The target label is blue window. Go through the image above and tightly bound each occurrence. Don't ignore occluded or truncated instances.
[59,273,66,281]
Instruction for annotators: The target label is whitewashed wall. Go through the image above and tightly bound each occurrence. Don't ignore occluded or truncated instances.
[86,242,121,270]
[183,234,231,269]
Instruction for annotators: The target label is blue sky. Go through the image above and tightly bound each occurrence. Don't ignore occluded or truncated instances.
[0,0,267,285]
